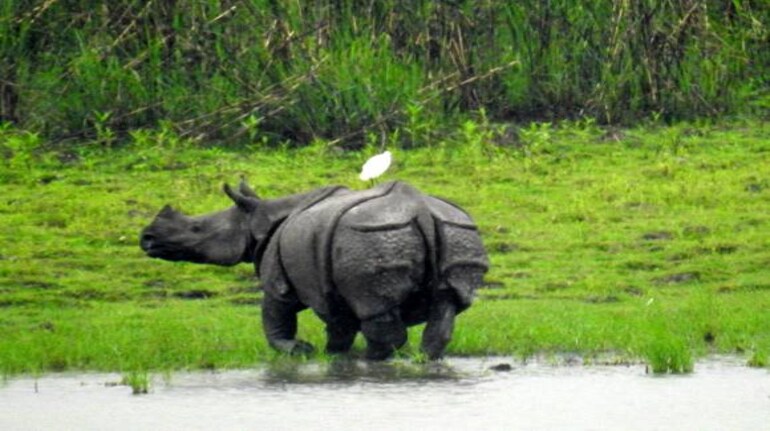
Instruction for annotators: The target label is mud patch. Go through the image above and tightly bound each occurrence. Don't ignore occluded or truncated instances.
[228,285,263,294]
[536,281,572,293]
[38,321,56,332]
[683,225,711,238]
[745,179,768,193]
[480,280,505,289]
[489,242,519,254]
[230,297,262,306]
[478,293,527,301]
[623,286,645,297]
[17,280,61,290]
[641,231,673,241]
[173,290,216,300]
[584,295,621,304]
[655,272,700,285]
[143,279,167,289]
[127,209,153,218]
[38,174,62,185]
[717,283,770,294]
[624,201,657,212]
[623,260,661,271]
[708,244,739,255]
[0,299,33,307]
[65,289,109,300]
[668,252,694,262]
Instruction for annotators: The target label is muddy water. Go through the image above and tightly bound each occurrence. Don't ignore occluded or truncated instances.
[1,357,768,431]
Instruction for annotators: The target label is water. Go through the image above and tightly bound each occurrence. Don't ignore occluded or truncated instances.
[1,357,768,431]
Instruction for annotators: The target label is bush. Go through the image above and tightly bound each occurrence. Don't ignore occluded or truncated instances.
[1,1,769,146]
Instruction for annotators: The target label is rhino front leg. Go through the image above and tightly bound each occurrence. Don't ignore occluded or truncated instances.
[361,310,407,360]
[421,290,457,360]
[262,294,315,356]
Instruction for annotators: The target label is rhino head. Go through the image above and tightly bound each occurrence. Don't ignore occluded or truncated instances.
[140,181,271,266]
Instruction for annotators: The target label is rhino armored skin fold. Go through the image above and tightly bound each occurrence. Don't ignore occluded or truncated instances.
[141,180,488,360]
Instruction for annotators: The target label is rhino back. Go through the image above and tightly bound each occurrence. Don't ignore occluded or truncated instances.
[274,182,487,320]
[276,183,407,316]
[331,183,431,320]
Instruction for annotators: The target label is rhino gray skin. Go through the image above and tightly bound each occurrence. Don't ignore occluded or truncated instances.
[140,180,488,360]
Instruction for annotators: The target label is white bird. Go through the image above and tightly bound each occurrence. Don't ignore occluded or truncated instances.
[359,150,392,182]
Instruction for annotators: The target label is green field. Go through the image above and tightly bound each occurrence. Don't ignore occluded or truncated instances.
[2,120,769,375]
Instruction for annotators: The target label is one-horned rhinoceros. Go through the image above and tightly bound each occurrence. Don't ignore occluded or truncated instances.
[140,180,488,360]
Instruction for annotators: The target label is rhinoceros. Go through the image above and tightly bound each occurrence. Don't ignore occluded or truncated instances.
[140,180,488,360]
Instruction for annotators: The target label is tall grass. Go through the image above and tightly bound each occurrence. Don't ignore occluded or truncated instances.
[1,1,769,146]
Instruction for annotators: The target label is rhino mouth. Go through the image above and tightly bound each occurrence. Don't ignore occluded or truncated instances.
[143,245,166,258]
[140,235,175,258]
[141,242,170,259]
[140,234,159,254]
[141,234,208,262]
[144,245,203,262]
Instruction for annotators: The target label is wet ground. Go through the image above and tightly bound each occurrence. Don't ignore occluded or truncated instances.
[1,357,768,431]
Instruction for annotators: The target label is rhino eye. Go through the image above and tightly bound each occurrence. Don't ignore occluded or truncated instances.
[190,223,203,233]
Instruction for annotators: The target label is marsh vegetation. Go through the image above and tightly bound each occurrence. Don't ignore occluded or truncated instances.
[1,1,769,376]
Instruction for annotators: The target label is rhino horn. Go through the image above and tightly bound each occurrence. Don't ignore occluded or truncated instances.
[224,183,259,212]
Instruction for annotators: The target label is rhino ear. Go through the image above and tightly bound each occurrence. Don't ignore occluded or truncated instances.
[224,183,259,212]
[238,179,260,199]
[158,204,177,218]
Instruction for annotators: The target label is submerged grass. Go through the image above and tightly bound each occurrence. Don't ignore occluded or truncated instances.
[747,351,768,368]
[121,371,150,395]
[643,328,694,374]
[1,120,770,375]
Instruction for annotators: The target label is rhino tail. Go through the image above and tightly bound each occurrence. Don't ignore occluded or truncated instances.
[385,183,440,291]
[416,208,439,291]
[423,194,489,312]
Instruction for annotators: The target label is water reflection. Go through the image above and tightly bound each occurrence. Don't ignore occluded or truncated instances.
[261,357,468,385]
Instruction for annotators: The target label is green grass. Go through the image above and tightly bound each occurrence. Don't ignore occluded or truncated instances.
[1,120,770,375]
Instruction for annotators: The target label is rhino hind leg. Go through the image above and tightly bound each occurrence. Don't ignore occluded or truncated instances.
[262,294,315,356]
[361,310,408,360]
[421,290,457,360]
[323,309,361,354]
[325,325,358,354]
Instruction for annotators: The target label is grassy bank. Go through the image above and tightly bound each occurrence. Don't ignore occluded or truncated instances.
[1,120,770,375]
